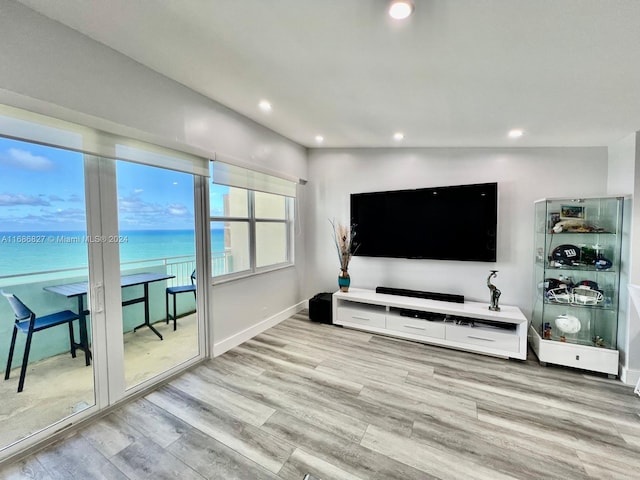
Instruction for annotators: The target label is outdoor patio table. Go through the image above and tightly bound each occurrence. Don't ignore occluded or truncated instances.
[44,272,175,365]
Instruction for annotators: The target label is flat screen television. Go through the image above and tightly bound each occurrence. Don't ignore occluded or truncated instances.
[350,182,498,262]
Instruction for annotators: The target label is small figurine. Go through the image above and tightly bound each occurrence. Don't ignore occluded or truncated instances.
[487,270,501,312]
[593,336,606,347]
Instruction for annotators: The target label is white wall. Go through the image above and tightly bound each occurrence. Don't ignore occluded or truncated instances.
[0,1,308,349]
[306,147,609,318]
[608,132,640,384]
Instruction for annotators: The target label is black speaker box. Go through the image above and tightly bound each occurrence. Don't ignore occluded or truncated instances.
[309,292,333,324]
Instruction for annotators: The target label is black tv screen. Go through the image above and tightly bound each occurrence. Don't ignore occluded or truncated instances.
[350,182,497,262]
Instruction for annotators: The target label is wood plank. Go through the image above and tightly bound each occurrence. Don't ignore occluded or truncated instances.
[112,397,190,449]
[146,385,295,474]
[197,363,370,443]
[262,411,431,480]
[110,436,205,480]
[170,371,276,426]
[167,427,280,480]
[34,434,129,480]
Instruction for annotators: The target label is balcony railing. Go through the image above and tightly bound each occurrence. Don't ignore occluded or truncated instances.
[0,251,233,288]
[0,252,231,365]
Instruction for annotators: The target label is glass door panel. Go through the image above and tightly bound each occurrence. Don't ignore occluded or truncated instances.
[0,137,95,450]
[115,161,200,389]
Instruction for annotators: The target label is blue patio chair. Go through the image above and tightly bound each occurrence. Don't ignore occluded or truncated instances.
[2,290,79,393]
[165,270,196,331]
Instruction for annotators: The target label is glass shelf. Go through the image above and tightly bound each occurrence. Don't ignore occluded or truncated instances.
[544,265,617,273]
[542,299,615,311]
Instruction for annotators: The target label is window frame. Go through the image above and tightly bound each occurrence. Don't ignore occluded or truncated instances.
[210,186,294,282]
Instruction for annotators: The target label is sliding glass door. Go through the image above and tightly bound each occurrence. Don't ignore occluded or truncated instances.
[0,117,208,458]
[0,137,96,449]
[115,160,201,390]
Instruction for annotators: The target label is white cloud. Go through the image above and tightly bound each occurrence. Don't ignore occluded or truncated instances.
[0,193,50,206]
[167,204,189,216]
[117,195,193,229]
[0,148,54,171]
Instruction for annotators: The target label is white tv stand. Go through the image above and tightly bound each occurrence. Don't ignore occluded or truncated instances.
[333,288,527,360]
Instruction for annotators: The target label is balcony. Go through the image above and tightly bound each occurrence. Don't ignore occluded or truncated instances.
[0,255,206,451]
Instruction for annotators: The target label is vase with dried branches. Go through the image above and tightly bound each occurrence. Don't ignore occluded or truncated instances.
[330,219,358,292]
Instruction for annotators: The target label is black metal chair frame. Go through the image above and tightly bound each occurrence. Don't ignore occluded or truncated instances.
[165,270,196,331]
[2,290,79,393]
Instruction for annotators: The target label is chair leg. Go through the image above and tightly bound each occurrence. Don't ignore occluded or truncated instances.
[68,321,76,358]
[5,325,18,381]
[17,329,34,393]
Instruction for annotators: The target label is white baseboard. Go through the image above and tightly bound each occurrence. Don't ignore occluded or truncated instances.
[619,364,640,386]
[212,301,307,357]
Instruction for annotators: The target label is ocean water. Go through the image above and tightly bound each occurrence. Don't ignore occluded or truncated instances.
[0,229,225,277]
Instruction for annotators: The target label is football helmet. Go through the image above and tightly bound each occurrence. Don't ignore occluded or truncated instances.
[571,280,605,306]
[544,279,572,303]
[575,279,600,290]
[550,244,581,266]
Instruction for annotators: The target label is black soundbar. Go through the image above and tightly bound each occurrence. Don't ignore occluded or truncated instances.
[375,286,464,304]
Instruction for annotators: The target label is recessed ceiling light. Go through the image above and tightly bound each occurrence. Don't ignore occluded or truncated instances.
[394,132,405,141]
[508,128,524,138]
[315,135,324,144]
[388,1,414,20]
[258,100,272,112]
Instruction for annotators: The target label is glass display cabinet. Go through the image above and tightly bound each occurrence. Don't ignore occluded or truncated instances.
[530,196,624,377]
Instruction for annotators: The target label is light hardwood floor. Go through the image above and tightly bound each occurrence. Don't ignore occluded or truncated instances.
[1,310,640,479]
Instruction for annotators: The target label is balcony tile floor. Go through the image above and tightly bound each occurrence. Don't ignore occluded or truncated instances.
[0,313,198,449]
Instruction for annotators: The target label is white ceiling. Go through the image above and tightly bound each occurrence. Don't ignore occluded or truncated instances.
[16,0,640,148]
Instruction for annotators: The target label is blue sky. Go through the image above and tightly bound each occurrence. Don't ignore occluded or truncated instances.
[0,136,196,231]
[209,183,229,217]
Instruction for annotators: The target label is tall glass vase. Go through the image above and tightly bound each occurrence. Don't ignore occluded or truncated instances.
[338,269,351,292]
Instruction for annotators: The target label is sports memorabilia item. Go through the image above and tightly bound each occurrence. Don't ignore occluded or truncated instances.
[571,280,605,306]
[555,314,582,334]
[550,244,581,266]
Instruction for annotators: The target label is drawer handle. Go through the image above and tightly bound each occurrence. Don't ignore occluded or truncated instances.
[467,336,495,342]
[352,316,371,321]
[403,325,426,330]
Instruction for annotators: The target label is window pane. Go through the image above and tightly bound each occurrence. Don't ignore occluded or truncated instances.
[210,184,248,218]
[255,191,286,219]
[0,137,95,449]
[116,161,199,389]
[212,221,250,275]
[256,222,287,267]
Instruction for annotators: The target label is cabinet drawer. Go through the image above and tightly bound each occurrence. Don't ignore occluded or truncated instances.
[446,324,519,353]
[336,305,386,328]
[535,336,619,375]
[386,315,445,339]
